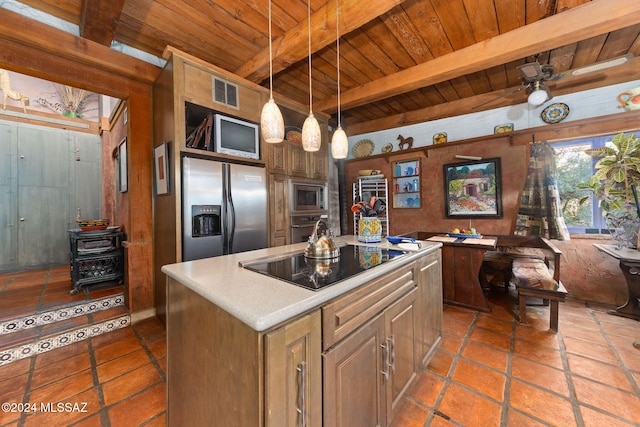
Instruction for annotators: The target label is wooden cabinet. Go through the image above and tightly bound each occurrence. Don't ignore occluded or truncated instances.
[266,310,322,427]
[167,278,322,427]
[384,288,418,418]
[323,312,387,427]
[268,173,289,247]
[322,262,419,426]
[266,140,287,175]
[287,142,308,177]
[166,248,442,427]
[271,140,328,181]
[415,250,443,367]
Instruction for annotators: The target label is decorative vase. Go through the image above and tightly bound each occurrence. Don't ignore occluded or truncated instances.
[63,111,77,118]
[358,217,382,243]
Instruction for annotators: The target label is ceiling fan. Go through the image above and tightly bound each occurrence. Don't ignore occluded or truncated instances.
[472,54,635,109]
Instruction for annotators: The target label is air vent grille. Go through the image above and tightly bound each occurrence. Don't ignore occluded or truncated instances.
[212,77,239,109]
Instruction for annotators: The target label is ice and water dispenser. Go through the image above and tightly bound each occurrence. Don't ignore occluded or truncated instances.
[191,205,221,237]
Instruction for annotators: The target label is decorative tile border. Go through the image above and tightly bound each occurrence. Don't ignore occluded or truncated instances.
[0,294,124,335]
[0,314,131,366]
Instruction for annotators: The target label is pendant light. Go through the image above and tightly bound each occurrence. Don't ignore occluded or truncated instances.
[302,0,321,152]
[260,0,284,143]
[331,0,348,159]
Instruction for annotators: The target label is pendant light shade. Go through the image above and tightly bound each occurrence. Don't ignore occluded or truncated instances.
[261,97,284,143]
[302,112,322,151]
[331,125,348,158]
[301,0,321,152]
[260,0,284,143]
[330,0,348,159]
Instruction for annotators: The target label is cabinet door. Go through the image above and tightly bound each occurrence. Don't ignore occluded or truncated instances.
[267,141,287,175]
[268,174,289,247]
[324,313,386,427]
[385,288,418,420]
[287,142,309,177]
[310,148,328,180]
[416,250,443,367]
[266,310,322,427]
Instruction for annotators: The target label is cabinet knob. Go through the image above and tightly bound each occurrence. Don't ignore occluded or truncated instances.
[19,217,25,222]
[20,155,25,159]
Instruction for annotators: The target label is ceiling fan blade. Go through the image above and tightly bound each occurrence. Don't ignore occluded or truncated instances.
[568,53,634,77]
[472,86,526,109]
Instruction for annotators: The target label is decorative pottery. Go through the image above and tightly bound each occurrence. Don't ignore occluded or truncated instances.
[541,103,570,124]
[494,123,514,134]
[433,132,447,144]
[357,217,382,243]
[617,87,640,111]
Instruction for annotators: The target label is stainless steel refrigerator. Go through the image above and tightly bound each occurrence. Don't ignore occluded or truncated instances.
[182,156,268,261]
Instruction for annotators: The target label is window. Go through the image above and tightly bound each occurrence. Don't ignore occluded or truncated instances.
[553,132,640,234]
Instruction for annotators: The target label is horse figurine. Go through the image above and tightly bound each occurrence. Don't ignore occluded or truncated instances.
[0,69,29,113]
[398,134,413,150]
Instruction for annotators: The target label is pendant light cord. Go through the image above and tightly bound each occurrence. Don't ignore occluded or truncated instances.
[268,0,274,98]
[335,0,341,126]
[308,0,313,113]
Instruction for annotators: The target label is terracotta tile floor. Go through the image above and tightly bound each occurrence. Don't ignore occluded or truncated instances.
[0,265,124,320]
[392,290,640,426]
[1,268,640,426]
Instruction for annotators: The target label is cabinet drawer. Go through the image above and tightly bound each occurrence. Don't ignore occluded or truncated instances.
[322,263,415,351]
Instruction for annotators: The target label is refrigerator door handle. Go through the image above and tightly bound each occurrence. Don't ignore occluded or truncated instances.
[224,164,236,253]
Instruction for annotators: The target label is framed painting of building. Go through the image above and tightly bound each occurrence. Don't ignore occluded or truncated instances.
[443,157,502,218]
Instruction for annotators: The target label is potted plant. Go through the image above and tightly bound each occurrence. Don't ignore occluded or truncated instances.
[578,132,640,248]
[38,84,96,118]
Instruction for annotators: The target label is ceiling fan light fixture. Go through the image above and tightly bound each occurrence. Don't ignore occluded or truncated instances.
[260,0,284,143]
[528,88,548,106]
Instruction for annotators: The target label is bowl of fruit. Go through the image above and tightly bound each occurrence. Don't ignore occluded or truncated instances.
[447,227,481,238]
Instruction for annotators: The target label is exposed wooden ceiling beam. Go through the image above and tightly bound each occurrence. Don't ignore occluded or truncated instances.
[346,56,640,136]
[234,0,406,83]
[0,8,159,85]
[316,0,640,113]
[80,0,126,46]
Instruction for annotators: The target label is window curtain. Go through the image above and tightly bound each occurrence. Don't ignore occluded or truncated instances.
[514,141,571,240]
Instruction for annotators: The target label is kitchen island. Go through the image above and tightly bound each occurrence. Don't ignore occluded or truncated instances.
[162,235,442,427]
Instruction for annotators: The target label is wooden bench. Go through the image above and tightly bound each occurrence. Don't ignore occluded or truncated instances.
[481,235,568,332]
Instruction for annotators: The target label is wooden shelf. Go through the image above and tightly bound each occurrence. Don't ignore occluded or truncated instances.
[345,109,640,164]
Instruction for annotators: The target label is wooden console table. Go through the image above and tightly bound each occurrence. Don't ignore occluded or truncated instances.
[593,244,640,322]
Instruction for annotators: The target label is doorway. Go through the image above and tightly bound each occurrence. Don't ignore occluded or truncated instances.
[0,120,102,273]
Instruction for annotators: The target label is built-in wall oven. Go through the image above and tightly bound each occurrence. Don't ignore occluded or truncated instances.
[290,180,328,243]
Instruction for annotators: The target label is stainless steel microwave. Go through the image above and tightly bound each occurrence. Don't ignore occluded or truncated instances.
[290,181,326,214]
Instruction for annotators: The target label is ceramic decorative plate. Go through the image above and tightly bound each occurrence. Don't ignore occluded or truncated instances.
[541,103,570,124]
[494,123,514,134]
[352,139,375,157]
[381,143,393,153]
[433,132,448,144]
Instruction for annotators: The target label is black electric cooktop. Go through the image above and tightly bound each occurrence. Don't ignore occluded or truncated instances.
[242,244,408,291]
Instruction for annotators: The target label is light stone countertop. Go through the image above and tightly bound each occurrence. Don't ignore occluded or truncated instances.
[161,235,442,332]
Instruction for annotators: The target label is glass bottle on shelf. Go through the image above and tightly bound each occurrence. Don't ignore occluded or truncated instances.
[412,178,419,191]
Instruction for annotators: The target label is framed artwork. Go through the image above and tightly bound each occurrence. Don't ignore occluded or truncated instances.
[118,138,128,193]
[154,142,170,195]
[443,157,502,218]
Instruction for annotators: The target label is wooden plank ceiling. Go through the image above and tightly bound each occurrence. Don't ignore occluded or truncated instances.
[13,0,640,135]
